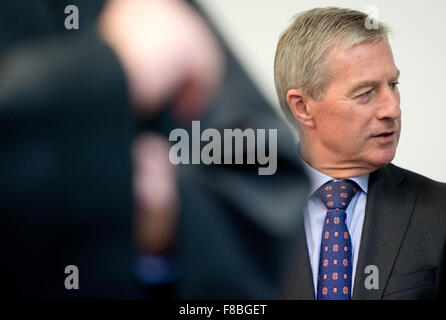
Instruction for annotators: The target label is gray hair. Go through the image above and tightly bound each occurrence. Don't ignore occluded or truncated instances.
[274,7,390,126]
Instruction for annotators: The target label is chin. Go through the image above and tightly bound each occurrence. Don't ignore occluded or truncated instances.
[369,148,397,168]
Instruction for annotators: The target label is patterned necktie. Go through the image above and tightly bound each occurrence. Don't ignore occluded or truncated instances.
[316,179,358,300]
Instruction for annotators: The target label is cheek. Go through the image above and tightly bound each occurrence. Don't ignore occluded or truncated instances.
[318,116,365,152]
[338,120,374,154]
[313,99,372,146]
[314,102,348,130]
[317,107,367,141]
[340,125,368,151]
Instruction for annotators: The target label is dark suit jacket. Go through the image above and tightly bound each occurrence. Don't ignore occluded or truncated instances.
[282,163,446,299]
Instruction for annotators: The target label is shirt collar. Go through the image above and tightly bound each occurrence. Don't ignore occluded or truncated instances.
[301,159,369,197]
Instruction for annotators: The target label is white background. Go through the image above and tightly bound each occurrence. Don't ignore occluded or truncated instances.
[196,0,446,182]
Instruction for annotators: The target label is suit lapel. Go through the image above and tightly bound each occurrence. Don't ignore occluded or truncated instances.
[282,219,315,299]
[352,164,416,299]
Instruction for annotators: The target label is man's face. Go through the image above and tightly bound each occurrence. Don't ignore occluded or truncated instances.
[308,38,401,171]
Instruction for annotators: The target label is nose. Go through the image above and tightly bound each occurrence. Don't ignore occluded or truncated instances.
[376,85,401,120]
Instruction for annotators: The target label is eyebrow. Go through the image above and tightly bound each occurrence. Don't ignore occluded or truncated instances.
[347,69,400,97]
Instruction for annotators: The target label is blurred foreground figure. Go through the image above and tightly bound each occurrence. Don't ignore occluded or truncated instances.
[173,16,310,297]
[0,0,309,299]
[0,0,222,298]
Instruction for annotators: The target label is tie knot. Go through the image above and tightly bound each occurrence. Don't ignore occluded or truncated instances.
[316,180,359,210]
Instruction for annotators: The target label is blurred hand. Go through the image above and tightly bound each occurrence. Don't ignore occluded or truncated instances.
[132,133,178,254]
[98,0,224,120]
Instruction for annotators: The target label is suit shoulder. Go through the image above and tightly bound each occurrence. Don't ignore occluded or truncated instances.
[386,163,446,194]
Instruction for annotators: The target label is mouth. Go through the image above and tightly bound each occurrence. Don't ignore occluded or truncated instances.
[371,131,396,142]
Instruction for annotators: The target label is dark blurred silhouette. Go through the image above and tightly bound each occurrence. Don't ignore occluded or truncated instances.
[172,16,310,297]
[0,0,309,299]
[0,0,223,299]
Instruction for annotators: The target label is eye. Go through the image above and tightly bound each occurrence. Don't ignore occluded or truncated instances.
[355,88,375,103]
[358,89,373,97]
[389,81,399,90]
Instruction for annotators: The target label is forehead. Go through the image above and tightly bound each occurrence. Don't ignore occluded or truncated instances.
[326,39,398,92]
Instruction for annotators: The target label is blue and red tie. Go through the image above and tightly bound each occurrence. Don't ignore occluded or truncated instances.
[316,179,358,300]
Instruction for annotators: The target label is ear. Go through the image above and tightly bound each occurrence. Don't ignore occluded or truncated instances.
[286,88,315,128]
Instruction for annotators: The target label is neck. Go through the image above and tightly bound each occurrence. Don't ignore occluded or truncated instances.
[300,143,378,179]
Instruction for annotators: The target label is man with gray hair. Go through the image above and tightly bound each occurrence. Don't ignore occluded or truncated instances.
[274,7,446,299]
